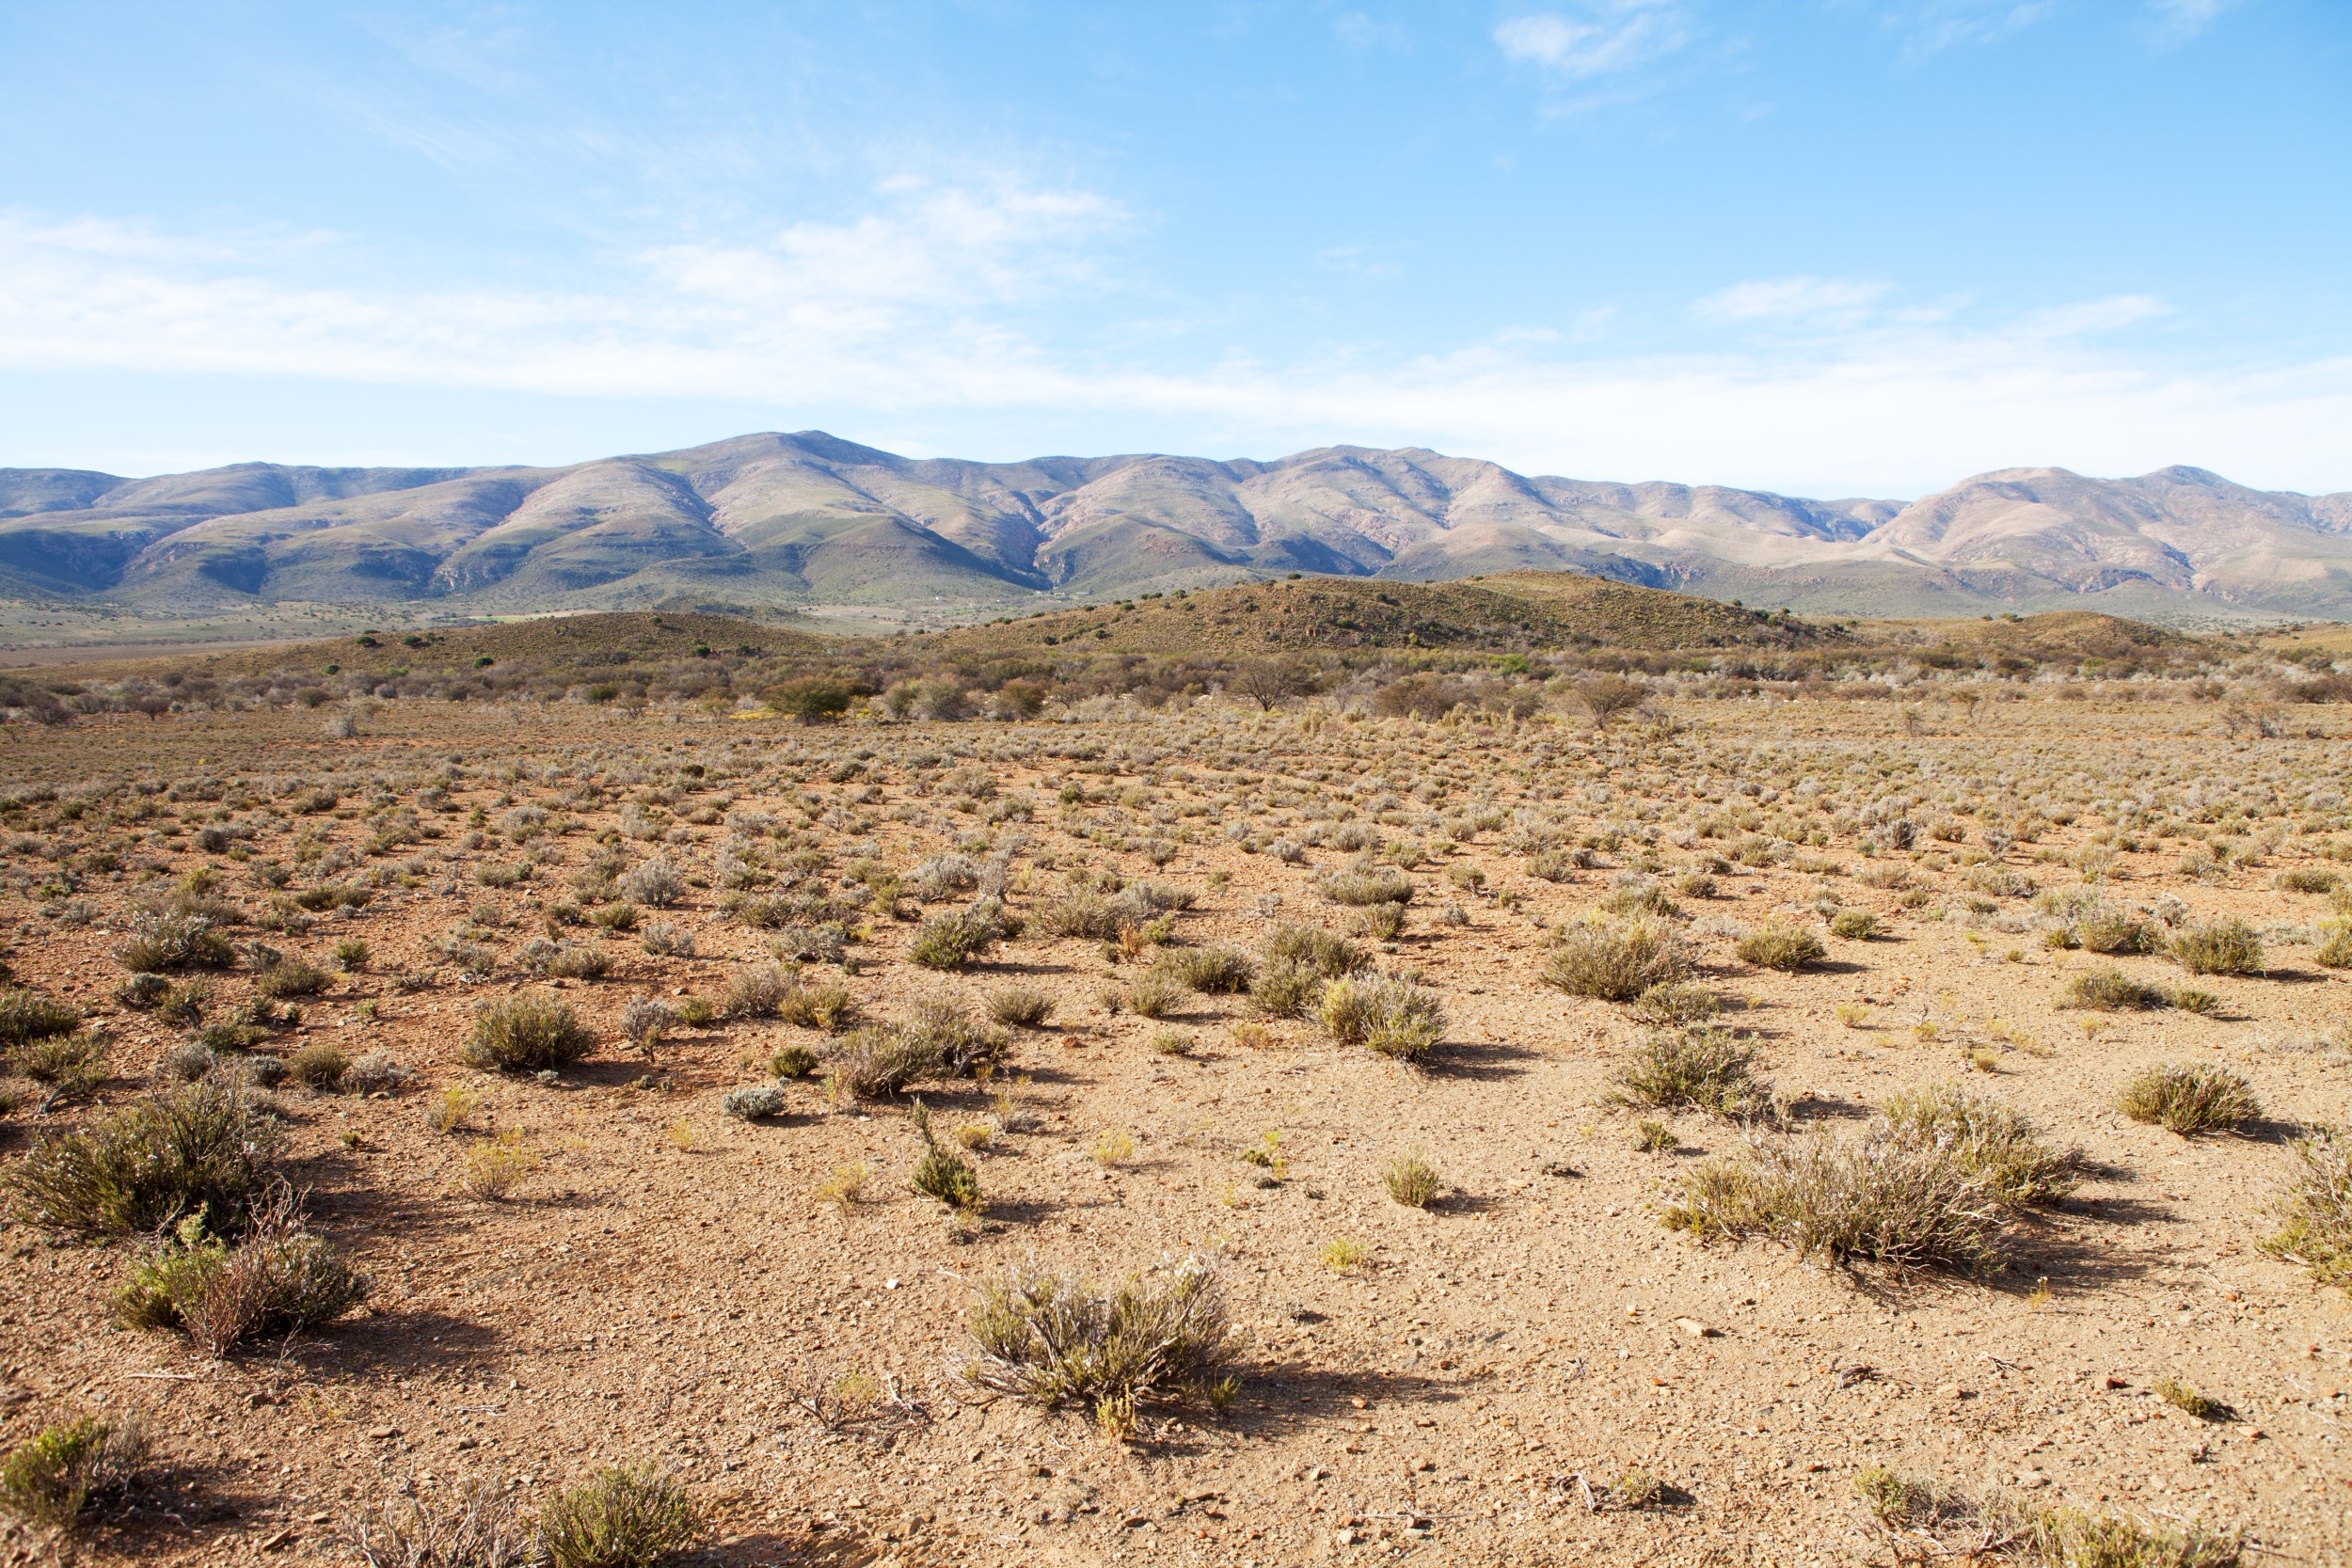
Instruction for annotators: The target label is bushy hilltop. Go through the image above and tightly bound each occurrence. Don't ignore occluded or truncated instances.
[5,572,2344,737]
[3,431,2349,622]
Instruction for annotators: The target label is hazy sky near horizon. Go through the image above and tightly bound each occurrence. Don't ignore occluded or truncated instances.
[2,0,2345,497]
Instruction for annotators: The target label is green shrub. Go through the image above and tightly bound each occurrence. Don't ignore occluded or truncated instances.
[1351,900,1407,941]
[1736,922,1828,972]
[539,1462,702,1568]
[1626,981,1720,1026]
[766,1044,819,1080]
[2025,1507,2241,1568]
[2315,927,2352,969]
[1539,919,1692,1001]
[765,675,855,725]
[1599,882,1679,919]
[1877,1083,2079,1207]
[1612,1027,1768,1119]
[1120,970,1187,1020]
[1262,922,1365,979]
[1380,1152,1442,1208]
[2120,1064,2259,1135]
[2074,907,2156,955]
[965,1255,1239,1420]
[909,1100,981,1211]
[0,989,82,1047]
[2262,1127,2352,1285]
[1828,909,1879,941]
[8,1081,281,1238]
[775,977,853,1032]
[1156,945,1253,994]
[253,958,332,1000]
[0,1418,147,1528]
[2169,918,2264,976]
[463,993,594,1072]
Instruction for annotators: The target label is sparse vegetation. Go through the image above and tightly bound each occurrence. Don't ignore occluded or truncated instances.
[964,1256,1240,1421]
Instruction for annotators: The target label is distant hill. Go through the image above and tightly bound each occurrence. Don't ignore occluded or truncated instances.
[4,433,2345,623]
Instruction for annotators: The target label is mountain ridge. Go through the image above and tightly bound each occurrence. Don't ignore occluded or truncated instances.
[3,432,2346,624]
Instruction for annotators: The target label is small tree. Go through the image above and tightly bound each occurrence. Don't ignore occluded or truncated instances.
[1570,675,1647,730]
[1231,658,1313,712]
[766,676,855,725]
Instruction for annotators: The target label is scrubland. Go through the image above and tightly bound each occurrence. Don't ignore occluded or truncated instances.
[0,601,2346,1567]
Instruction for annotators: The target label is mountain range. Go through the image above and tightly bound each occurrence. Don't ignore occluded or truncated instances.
[3,431,2347,623]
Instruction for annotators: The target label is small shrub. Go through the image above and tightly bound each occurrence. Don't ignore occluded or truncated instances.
[640,919,693,958]
[2153,1377,2226,1420]
[722,1084,791,1120]
[2026,1507,2242,1568]
[2120,1064,2259,1135]
[1317,972,1444,1061]
[1540,919,1692,1002]
[2063,968,2170,1011]
[719,962,794,1020]
[1526,847,1579,882]
[343,1051,413,1094]
[1878,1083,2078,1207]
[0,1418,147,1528]
[986,986,1054,1028]
[775,978,854,1032]
[330,937,371,971]
[614,857,684,909]
[288,1042,348,1091]
[1627,981,1719,1026]
[1634,1118,1679,1153]
[1121,970,1187,1020]
[1828,909,1878,941]
[459,1130,539,1200]
[254,958,332,1000]
[1320,1237,1367,1273]
[342,1478,532,1568]
[1263,922,1365,978]
[463,994,593,1071]
[826,1026,940,1100]
[2075,908,2156,956]
[2314,926,2352,969]
[899,993,1003,1076]
[1600,881,1678,919]
[1158,946,1255,994]
[767,1043,819,1079]
[8,1080,281,1238]
[1351,900,1407,941]
[1662,1123,2010,1275]
[1612,1027,1768,1119]
[964,1255,1239,1420]
[2169,918,2264,977]
[538,1462,702,1568]
[0,989,82,1046]
[907,898,1006,970]
[116,906,234,973]
[909,1101,981,1210]
[2262,1127,2352,1284]
[1381,1152,1442,1208]
[1316,864,1413,907]
[1736,922,1828,972]
[116,1181,368,1354]
[18,1030,110,1097]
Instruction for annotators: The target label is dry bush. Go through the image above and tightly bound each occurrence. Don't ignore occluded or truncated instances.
[463,994,594,1071]
[537,1462,702,1568]
[253,958,333,999]
[1878,1083,2079,1207]
[1539,919,1692,1002]
[965,1255,1240,1422]
[342,1478,535,1568]
[2262,1127,2352,1285]
[986,986,1054,1028]
[2168,917,2264,977]
[288,1042,349,1091]
[907,898,1006,970]
[1155,946,1255,994]
[826,1027,941,1101]
[0,988,82,1047]
[1118,970,1187,1020]
[2026,1507,2241,1567]
[719,962,795,1021]
[1736,921,1828,972]
[117,1180,368,1355]
[2063,968,2172,1011]
[2119,1064,2259,1135]
[116,906,235,974]
[8,1080,282,1238]
[1627,981,1720,1026]
[1315,863,1413,908]
[518,940,612,981]
[722,1084,791,1120]
[1663,1123,2010,1275]
[614,856,684,908]
[0,1417,148,1529]
[459,1131,539,1200]
[1317,972,1444,1061]
[1612,1027,1769,1119]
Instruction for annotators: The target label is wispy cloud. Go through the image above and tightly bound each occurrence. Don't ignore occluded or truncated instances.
[0,199,2344,496]
[2143,0,2246,48]
[1693,277,1894,325]
[1874,0,2057,57]
[1494,2,1692,80]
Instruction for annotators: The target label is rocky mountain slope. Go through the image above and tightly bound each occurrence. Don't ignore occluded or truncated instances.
[2,432,2345,622]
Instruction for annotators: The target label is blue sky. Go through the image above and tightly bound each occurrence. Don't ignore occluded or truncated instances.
[1,0,2344,497]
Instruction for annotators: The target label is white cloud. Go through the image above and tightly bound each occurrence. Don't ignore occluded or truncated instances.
[0,198,2345,497]
[1494,2,1690,80]
[1877,0,2057,56]
[2144,0,2245,47]
[1692,277,1893,325]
